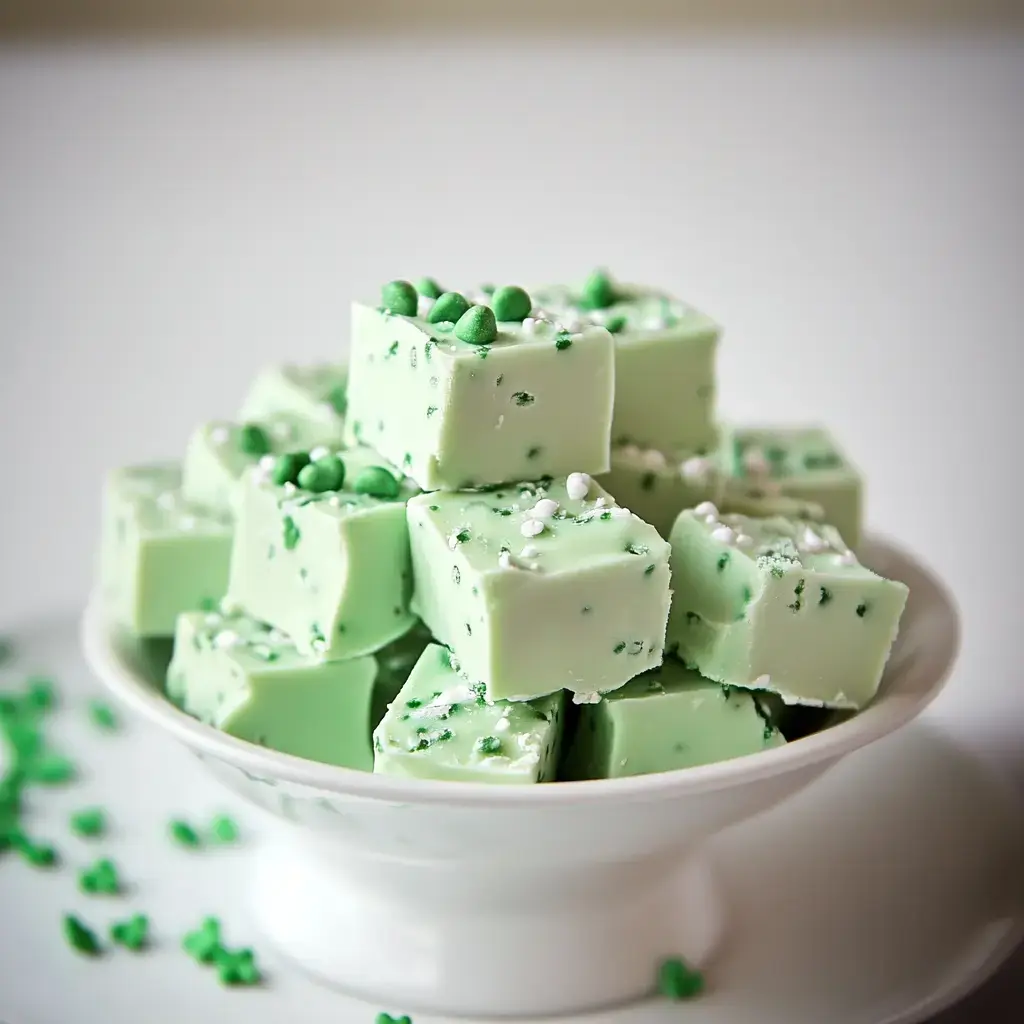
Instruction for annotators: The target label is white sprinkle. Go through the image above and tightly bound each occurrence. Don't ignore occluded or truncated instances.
[521,518,545,538]
[156,492,177,510]
[283,482,297,495]
[417,295,435,318]
[641,449,667,470]
[619,443,642,461]
[258,454,276,471]
[611,506,632,520]
[559,317,584,334]
[711,526,736,546]
[218,596,241,616]
[800,527,828,553]
[572,691,602,705]
[210,426,230,445]
[704,514,718,526]
[271,421,295,441]
[498,551,514,570]
[566,472,591,500]
[594,495,608,508]
[328,495,341,508]
[642,315,668,331]
[309,445,330,462]
[495,414,505,429]
[213,629,241,650]
[736,533,754,548]
[521,317,541,334]
[752,674,772,688]
[179,515,196,531]
[530,498,559,519]
[693,501,718,517]
[520,544,539,558]
[680,456,712,482]
[837,550,858,566]
[494,716,511,733]
[743,447,770,476]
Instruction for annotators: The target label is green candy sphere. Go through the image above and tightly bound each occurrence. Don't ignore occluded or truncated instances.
[381,280,418,317]
[415,277,443,300]
[353,466,401,500]
[427,291,470,324]
[581,269,617,310]
[271,451,311,487]
[454,304,498,346]
[297,455,346,494]
[238,423,271,457]
[491,285,532,322]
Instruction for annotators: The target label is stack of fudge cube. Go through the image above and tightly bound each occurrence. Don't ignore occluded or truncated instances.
[99,271,908,783]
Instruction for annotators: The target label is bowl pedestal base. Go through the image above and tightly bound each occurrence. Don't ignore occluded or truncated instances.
[251,829,726,1017]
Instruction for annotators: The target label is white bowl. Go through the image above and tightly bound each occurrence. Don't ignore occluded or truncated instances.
[81,536,959,1018]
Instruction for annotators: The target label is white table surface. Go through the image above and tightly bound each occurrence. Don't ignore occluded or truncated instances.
[0,31,1021,1022]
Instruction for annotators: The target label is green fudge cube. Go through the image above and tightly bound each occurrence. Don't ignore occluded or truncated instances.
[227,446,418,659]
[534,274,719,453]
[182,415,331,515]
[666,505,908,709]
[562,659,785,779]
[720,426,862,548]
[344,296,614,490]
[373,644,563,784]
[99,464,232,636]
[237,363,348,448]
[407,475,671,702]
[369,619,435,731]
[600,439,724,538]
[167,611,377,769]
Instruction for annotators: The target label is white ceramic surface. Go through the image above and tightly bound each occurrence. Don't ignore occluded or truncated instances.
[80,536,960,1017]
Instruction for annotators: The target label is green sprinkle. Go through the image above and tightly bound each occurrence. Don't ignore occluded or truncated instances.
[327,384,347,416]
[526,446,542,459]
[657,956,705,1000]
[297,454,345,494]
[79,857,121,895]
[742,585,753,604]
[282,515,301,550]
[210,815,239,843]
[856,602,869,618]
[24,752,75,785]
[454,304,497,345]
[605,313,627,333]
[170,820,201,848]
[216,945,262,986]
[271,451,311,487]
[581,605,592,614]
[717,552,730,572]
[454,528,471,544]
[476,736,502,756]
[491,285,532,321]
[352,466,401,500]
[11,832,59,867]
[475,345,490,359]
[511,391,535,407]
[64,914,102,956]
[376,1015,412,1024]
[110,913,150,951]
[27,675,56,710]
[70,807,106,838]
[685,611,701,624]
[613,641,627,654]
[426,405,438,418]
[640,472,656,492]
[381,280,418,316]
[89,699,118,731]
[183,916,222,963]
[428,291,470,324]
[495,374,504,386]
[644,564,656,576]
[386,340,400,359]
[804,450,841,470]
[625,542,649,556]
[416,277,443,299]
[554,330,573,351]
[581,268,617,310]
[238,423,271,457]
[819,586,833,606]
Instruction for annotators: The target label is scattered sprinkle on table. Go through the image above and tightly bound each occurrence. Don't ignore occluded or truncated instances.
[23,751,76,785]
[79,857,122,895]
[110,913,150,951]
[26,675,56,710]
[64,913,103,956]
[183,917,223,963]
[10,832,59,868]
[88,699,119,731]
[376,1015,412,1024]
[657,956,705,1000]
[70,807,107,838]
[170,819,202,848]
[216,945,262,986]
[210,814,239,843]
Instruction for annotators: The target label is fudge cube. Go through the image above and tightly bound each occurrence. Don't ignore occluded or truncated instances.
[182,415,331,515]
[720,426,862,548]
[373,643,563,784]
[167,611,377,770]
[227,445,418,659]
[666,505,908,708]
[369,618,435,731]
[98,464,232,636]
[238,363,348,448]
[600,439,724,538]
[407,474,671,702]
[534,271,719,453]
[562,659,785,779]
[344,284,614,490]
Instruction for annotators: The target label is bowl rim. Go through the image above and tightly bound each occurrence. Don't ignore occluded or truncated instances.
[81,534,960,807]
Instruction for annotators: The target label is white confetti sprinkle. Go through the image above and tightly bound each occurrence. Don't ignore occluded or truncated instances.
[736,533,754,548]
[210,426,230,445]
[837,550,858,566]
[680,456,712,482]
[693,501,718,517]
[800,527,828,553]
[520,544,539,558]
[752,674,772,688]
[521,518,545,538]
[258,454,277,471]
[494,716,511,733]
[619,443,642,461]
[417,295,435,318]
[328,495,341,508]
[566,472,591,500]
[594,495,608,508]
[641,449,667,470]
[704,514,718,526]
[498,551,514,570]
[572,691,602,705]
[213,629,241,650]
[283,482,297,495]
[711,526,736,546]
[611,506,632,520]
[530,498,559,519]
[309,445,330,462]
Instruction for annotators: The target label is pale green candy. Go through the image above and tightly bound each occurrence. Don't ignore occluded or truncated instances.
[373,644,563,783]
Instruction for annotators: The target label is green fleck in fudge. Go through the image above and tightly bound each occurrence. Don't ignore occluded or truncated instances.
[407,473,671,702]
[666,504,907,708]
[533,270,719,454]
[226,445,418,659]
[168,610,377,769]
[238,363,348,448]
[343,280,614,490]
[182,415,334,515]
[373,644,563,783]
[563,658,784,779]
[98,464,232,636]
[600,438,724,538]
[720,425,862,548]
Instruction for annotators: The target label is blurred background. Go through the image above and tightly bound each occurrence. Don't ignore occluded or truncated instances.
[1,2,1022,1021]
